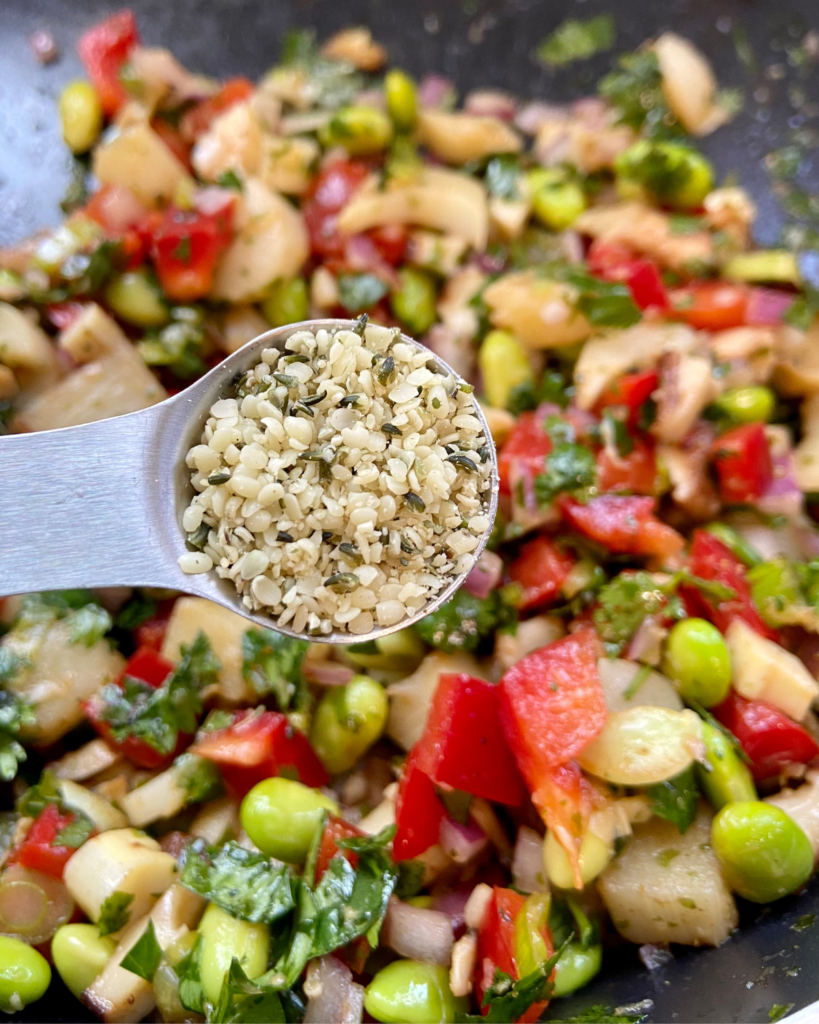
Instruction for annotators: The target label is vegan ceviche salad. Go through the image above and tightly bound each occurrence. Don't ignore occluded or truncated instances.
[1,9,819,1022]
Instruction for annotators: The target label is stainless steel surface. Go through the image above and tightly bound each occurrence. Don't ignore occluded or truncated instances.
[0,319,499,643]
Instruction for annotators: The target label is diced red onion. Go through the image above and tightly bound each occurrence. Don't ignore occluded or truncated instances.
[570,96,610,129]
[0,865,74,946]
[424,324,476,380]
[30,30,59,65]
[745,287,795,326]
[418,74,456,109]
[514,101,567,135]
[195,187,236,218]
[756,453,803,519]
[512,825,547,894]
[639,944,674,971]
[382,897,454,966]
[471,250,508,274]
[430,888,472,932]
[343,234,400,289]
[303,955,364,1024]
[464,89,517,121]
[561,230,585,265]
[626,613,667,666]
[439,816,488,865]
[464,550,503,600]
[304,661,356,686]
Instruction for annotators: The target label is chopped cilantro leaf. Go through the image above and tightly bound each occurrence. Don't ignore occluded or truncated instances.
[484,155,523,200]
[414,590,516,653]
[53,812,95,848]
[67,602,113,647]
[175,935,207,1014]
[217,170,243,190]
[548,1006,649,1023]
[480,945,563,1022]
[120,919,162,982]
[114,593,158,631]
[647,766,699,833]
[337,273,388,314]
[174,752,222,803]
[16,770,62,818]
[538,14,616,67]
[242,629,310,713]
[534,443,596,507]
[599,49,683,140]
[593,570,673,656]
[278,29,363,110]
[0,689,34,783]
[182,839,295,924]
[211,957,286,1024]
[98,891,134,936]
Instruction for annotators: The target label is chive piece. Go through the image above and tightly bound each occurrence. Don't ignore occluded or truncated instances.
[339,542,364,566]
[405,491,426,513]
[353,313,369,336]
[381,423,402,436]
[324,572,361,592]
[276,531,294,542]
[377,355,395,385]
[447,453,478,473]
[338,394,362,407]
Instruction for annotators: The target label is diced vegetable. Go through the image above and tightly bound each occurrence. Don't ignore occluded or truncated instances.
[483,272,591,349]
[77,10,139,117]
[198,902,270,1005]
[310,675,388,775]
[59,81,103,154]
[93,118,193,208]
[52,924,116,1000]
[726,619,819,721]
[415,109,522,165]
[478,329,534,410]
[712,691,819,781]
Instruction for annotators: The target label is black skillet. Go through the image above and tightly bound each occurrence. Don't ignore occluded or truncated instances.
[1,0,818,1020]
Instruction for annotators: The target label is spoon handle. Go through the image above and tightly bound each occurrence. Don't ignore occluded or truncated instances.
[0,407,167,598]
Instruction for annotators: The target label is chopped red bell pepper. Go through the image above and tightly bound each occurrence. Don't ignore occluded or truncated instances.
[77,9,140,117]
[367,225,409,265]
[500,631,607,809]
[532,761,592,888]
[146,198,234,302]
[119,646,175,689]
[507,535,575,611]
[559,494,684,558]
[302,159,371,259]
[586,240,668,311]
[596,438,659,495]
[594,369,659,427]
[497,410,552,496]
[192,710,329,797]
[711,422,773,504]
[9,804,88,879]
[413,674,525,806]
[686,530,779,641]
[393,749,446,862]
[713,691,819,781]
[180,77,255,141]
[668,282,749,330]
[314,815,362,880]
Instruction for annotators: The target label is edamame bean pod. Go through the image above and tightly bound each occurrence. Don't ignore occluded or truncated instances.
[390,267,438,337]
[262,277,309,327]
[712,801,813,903]
[310,674,388,775]
[198,903,270,1006]
[697,721,757,811]
[105,270,169,328]
[0,935,51,1013]
[385,70,418,132]
[713,386,775,424]
[365,961,466,1024]
[663,618,732,708]
[240,777,338,862]
[52,924,116,1000]
[319,105,393,155]
[59,81,103,154]
[553,941,603,997]
[528,169,587,231]
[478,329,534,411]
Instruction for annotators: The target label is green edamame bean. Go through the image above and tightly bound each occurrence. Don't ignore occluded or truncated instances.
[553,941,603,997]
[614,140,714,209]
[344,628,426,672]
[105,270,169,328]
[696,721,757,811]
[663,618,731,708]
[52,924,115,1000]
[0,935,51,1013]
[391,267,438,336]
[478,329,534,410]
[713,386,776,424]
[712,801,813,903]
[528,169,587,231]
[310,674,388,775]
[59,81,103,154]
[365,961,466,1024]
[262,277,309,328]
[385,70,418,132]
[319,106,394,155]
[240,777,338,862]
[199,904,269,1006]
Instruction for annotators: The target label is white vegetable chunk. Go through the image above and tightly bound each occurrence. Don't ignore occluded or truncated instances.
[64,829,178,924]
[93,115,193,207]
[654,33,729,136]
[119,762,190,828]
[415,109,522,165]
[727,618,819,722]
[597,658,683,714]
[50,738,123,782]
[0,302,58,374]
[483,272,591,349]
[598,805,738,946]
[766,771,819,860]
[58,780,128,832]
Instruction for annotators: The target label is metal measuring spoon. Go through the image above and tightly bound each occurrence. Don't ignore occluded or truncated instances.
[0,319,499,644]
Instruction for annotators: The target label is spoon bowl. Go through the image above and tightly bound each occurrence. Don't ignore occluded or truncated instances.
[0,319,499,644]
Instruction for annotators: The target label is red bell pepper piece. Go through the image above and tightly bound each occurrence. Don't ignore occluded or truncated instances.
[500,631,607,809]
[393,749,446,862]
[713,691,819,781]
[302,159,371,259]
[146,198,234,302]
[497,411,552,496]
[533,761,593,889]
[180,77,255,141]
[314,815,362,880]
[596,439,659,495]
[192,710,329,797]
[668,282,749,330]
[9,804,88,879]
[711,422,773,503]
[414,674,526,806]
[507,535,575,611]
[367,225,409,265]
[119,646,175,689]
[594,369,658,427]
[586,240,668,311]
[559,494,684,558]
[686,530,779,641]
[77,9,140,117]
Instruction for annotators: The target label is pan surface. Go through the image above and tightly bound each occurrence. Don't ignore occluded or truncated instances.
[2,1,818,1020]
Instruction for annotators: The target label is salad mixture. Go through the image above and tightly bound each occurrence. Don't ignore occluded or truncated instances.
[2,9,819,1023]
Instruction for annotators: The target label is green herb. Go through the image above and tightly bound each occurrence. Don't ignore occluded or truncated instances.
[0,690,34,783]
[647,767,699,833]
[484,155,523,199]
[217,170,243,190]
[98,891,134,936]
[60,156,90,215]
[784,286,819,331]
[97,632,219,755]
[769,1005,795,1023]
[212,957,286,1024]
[278,29,363,110]
[593,570,673,656]
[415,589,516,653]
[395,859,425,900]
[182,839,295,924]
[120,919,162,982]
[655,848,680,867]
[114,593,158,631]
[480,946,563,1022]
[242,629,310,714]
[175,935,207,1014]
[16,770,61,818]
[538,14,615,67]
[534,440,596,507]
[548,1006,649,1023]
[601,409,635,457]
[622,664,651,701]
[599,49,683,140]
[139,306,207,379]
[53,812,95,848]
[560,266,642,328]
[792,913,816,932]
[337,273,388,314]
[174,751,222,803]
[703,523,762,568]
[67,602,113,647]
